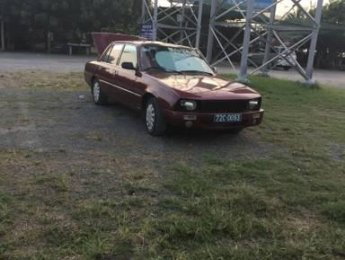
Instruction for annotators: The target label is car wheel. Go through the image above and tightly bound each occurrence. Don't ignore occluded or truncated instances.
[92,79,107,105]
[145,97,167,136]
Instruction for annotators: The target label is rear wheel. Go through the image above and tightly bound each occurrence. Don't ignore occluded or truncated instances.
[92,79,107,105]
[145,97,167,136]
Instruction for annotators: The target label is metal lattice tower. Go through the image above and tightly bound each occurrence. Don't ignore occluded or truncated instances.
[141,0,204,49]
[141,0,324,84]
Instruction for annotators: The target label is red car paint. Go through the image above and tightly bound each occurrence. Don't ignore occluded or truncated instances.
[84,41,264,131]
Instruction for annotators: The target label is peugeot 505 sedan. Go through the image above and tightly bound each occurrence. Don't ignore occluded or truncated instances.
[84,41,264,136]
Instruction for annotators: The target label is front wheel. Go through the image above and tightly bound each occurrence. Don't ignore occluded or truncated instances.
[92,79,107,105]
[145,97,167,136]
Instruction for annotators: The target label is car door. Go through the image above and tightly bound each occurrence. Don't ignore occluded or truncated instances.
[96,44,113,96]
[97,43,124,103]
[116,44,143,110]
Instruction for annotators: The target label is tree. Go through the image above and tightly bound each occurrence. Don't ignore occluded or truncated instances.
[317,0,345,69]
[282,0,345,69]
[0,0,142,51]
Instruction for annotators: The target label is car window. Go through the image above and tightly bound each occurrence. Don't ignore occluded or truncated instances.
[140,45,213,74]
[109,44,124,65]
[100,45,113,62]
[119,44,137,68]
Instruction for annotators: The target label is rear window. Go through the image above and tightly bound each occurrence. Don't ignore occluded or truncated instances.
[100,45,113,62]
[109,44,124,65]
[119,44,137,68]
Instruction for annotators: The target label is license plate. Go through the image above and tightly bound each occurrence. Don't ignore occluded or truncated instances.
[214,113,242,123]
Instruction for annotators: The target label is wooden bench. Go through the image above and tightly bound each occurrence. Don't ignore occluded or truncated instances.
[67,43,91,56]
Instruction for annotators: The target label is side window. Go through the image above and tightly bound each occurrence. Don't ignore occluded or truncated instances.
[119,44,137,68]
[109,44,124,65]
[100,45,113,62]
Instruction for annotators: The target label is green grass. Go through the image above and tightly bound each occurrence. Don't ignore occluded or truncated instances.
[0,75,345,259]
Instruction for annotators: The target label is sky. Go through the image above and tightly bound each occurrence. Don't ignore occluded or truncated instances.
[156,0,330,17]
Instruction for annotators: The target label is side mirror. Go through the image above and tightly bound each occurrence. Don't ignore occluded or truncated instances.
[121,62,136,71]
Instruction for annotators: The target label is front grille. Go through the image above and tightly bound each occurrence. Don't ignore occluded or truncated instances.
[198,100,250,113]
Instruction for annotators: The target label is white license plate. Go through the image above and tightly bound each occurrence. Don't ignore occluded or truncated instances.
[214,113,242,123]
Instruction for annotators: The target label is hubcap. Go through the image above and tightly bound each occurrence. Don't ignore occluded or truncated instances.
[93,82,100,102]
[146,104,155,131]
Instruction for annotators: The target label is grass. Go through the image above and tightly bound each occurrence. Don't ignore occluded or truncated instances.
[2,71,85,90]
[0,74,345,259]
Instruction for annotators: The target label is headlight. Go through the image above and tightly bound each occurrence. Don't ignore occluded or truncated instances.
[249,99,260,110]
[180,100,197,111]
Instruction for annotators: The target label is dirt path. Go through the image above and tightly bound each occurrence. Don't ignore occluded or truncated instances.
[0,52,92,73]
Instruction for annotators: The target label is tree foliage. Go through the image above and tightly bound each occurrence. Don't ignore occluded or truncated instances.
[0,0,141,50]
[282,0,345,69]
[317,0,345,69]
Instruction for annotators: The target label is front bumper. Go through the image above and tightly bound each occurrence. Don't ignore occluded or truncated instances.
[163,109,264,130]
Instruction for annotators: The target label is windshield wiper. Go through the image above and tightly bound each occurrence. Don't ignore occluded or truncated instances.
[143,67,183,74]
[165,69,183,74]
[143,66,166,72]
[179,70,213,76]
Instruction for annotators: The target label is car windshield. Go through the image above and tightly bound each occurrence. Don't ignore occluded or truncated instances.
[140,45,213,75]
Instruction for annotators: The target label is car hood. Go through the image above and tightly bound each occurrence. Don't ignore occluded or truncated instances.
[148,73,258,97]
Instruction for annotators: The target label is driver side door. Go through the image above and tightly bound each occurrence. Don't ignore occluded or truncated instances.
[116,44,143,110]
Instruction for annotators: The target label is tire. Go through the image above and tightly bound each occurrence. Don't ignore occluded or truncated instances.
[92,79,107,105]
[145,97,167,136]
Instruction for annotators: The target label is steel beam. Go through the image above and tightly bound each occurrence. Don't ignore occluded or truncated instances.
[305,0,323,85]
[195,0,203,48]
[262,0,277,74]
[238,0,255,82]
[206,0,217,62]
[153,0,159,41]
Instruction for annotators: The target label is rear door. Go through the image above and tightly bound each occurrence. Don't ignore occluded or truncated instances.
[96,44,114,96]
[99,43,125,103]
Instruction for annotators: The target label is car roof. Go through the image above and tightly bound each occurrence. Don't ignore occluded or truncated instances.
[110,40,194,50]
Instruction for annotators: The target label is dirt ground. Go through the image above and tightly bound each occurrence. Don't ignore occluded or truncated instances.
[0,70,271,170]
[0,53,273,206]
[0,52,341,174]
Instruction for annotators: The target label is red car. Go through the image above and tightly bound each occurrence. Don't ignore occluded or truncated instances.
[84,41,264,136]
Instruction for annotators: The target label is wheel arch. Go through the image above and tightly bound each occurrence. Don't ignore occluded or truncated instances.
[88,75,97,90]
[91,76,97,84]
[142,93,155,110]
